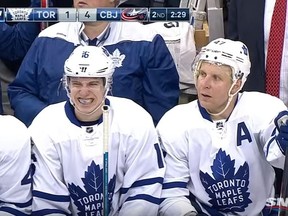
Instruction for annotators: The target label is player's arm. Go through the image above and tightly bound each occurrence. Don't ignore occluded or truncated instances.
[118,113,165,216]
[144,34,179,125]
[156,110,197,216]
[0,22,40,61]
[0,116,32,215]
[8,38,47,126]
[264,110,288,169]
[29,115,71,215]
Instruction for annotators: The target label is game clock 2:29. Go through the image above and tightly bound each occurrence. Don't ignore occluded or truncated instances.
[167,8,189,21]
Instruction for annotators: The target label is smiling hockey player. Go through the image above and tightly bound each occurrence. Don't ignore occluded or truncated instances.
[30,45,165,215]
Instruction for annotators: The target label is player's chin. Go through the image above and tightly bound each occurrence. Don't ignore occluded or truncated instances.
[198,95,212,103]
[198,99,212,110]
[77,106,96,114]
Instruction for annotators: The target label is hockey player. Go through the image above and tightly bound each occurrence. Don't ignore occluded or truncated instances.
[8,0,179,127]
[30,45,165,215]
[157,38,288,216]
[0,115,32,215]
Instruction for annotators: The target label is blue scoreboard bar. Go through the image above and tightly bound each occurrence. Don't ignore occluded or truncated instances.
[3,8,190,22]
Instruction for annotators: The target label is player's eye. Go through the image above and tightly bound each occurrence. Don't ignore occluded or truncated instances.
[199,70,206,77]
[71,81,82,87]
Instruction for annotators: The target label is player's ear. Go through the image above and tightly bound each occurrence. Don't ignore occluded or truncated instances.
[231,79,242,94]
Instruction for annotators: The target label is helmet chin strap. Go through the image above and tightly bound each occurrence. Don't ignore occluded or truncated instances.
[206,81,239,117]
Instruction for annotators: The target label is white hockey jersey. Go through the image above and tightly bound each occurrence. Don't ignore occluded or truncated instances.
[29,96,165,216]
[0,115,32,215]
[146,21,196,93]
[157,92,287,216]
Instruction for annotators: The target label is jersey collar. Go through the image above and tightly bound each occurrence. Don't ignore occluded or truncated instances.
[197,94,239,122]
[65,98,111,127]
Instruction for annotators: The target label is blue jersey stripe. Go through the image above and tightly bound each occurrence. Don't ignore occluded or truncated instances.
[126,194,161,205]
[32,209,71,215]
[265,128,277,157]
[162,181,187,189]
[33,190,70,202]
[120,177,163,194]
[154,143,164,168]
[0,207,30,216]
[0,198,32,208]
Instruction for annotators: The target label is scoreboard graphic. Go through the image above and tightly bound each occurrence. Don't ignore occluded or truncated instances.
[1,7,190,22]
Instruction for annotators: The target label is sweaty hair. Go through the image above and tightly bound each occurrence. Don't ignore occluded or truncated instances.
[195,60,233,82]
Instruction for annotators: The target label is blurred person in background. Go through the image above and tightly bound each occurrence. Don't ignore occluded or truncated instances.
[8,0,179,126]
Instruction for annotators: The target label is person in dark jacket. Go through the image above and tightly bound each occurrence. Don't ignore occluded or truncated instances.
[8,0,180,126]
[0,0,41,114]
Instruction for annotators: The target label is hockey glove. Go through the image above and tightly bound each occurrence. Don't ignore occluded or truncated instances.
[274,110,288,155]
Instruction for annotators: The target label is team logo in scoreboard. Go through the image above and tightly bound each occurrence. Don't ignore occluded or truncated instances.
[6,8,33,22]
[121,8,148,22]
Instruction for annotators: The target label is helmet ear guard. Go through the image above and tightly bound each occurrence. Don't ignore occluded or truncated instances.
[192,38,251,89]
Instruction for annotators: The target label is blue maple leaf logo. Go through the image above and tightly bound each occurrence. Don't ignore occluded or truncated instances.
[68,161,116,215]
[200,149,252,214]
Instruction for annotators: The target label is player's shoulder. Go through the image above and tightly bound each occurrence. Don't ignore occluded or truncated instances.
[112,22,158,42]
[158,100,198,129]
[0,115,30,152]
[31,102,66,128]
[0,115,27,132]
[239,91,286,111]
[38,22,82,43]
[145,21,192,39]
[109,96,154,125]
[163,100,198,119]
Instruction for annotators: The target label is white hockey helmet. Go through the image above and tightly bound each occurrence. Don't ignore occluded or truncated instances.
[193,38,251,87]
[64,45,115,90]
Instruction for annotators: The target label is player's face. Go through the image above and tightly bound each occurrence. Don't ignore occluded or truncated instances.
[196,62,233,114]
[73,0,115,8]
[69,77,105,121]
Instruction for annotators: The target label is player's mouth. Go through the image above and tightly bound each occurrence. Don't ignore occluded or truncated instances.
[201,93,211,98]
[78,98,93,105]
